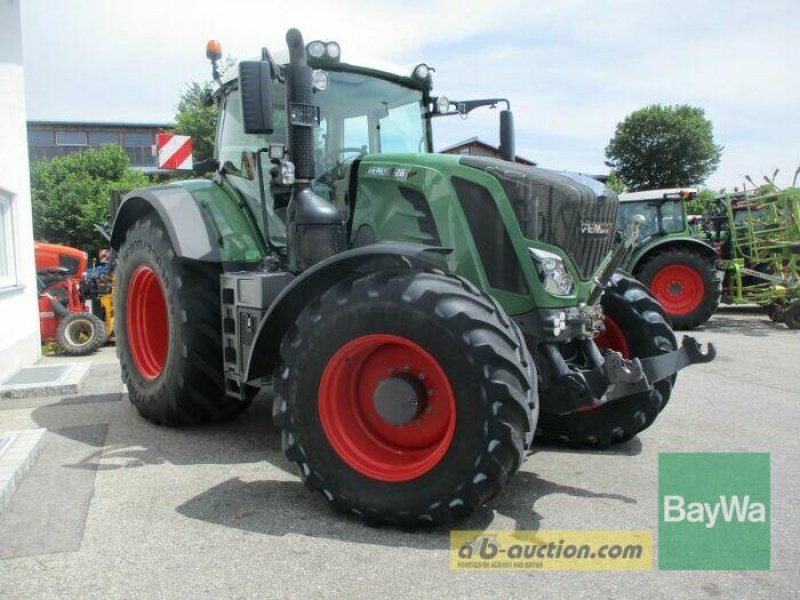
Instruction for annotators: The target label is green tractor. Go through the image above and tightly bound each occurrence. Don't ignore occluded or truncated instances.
[703,183,800,328]
[110,29,715,526]
[618,189,721,329]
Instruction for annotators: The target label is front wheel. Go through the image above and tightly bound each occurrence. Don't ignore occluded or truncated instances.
[273,270,537,527]
[537,271,677,447]
[636,248,720,330]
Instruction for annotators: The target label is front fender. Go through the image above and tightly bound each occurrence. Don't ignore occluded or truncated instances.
[244,242,449,383]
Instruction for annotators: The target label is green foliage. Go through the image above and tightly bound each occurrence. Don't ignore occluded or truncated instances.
[171,57,235,163]
[605,171,627,194]
[172,81,218,163]
[605,104,723,192]
[687,189,716,215]
[31,145,148,257]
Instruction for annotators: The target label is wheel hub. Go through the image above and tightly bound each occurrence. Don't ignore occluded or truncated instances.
[667,281,684,296]
[373,376,426,426]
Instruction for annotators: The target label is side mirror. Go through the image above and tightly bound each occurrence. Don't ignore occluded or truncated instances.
[499,109,515,162]
[238,61,274,134]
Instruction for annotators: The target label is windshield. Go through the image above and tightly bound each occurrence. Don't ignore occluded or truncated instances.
[618,200,685,241]
[315,71,427,163]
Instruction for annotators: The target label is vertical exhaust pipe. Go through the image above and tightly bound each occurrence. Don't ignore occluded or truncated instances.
[284,28,345,273]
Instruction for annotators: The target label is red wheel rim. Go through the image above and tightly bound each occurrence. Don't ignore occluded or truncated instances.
[318,334,456,482]
[649,265,704,315]
[595,316,630,359]
[126,266,169,380]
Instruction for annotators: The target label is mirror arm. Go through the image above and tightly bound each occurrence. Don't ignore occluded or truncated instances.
[428,97,511,119]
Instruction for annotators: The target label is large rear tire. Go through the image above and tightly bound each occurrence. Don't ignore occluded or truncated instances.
[537,271,677,447]
[273,269,537,526]
[114,216,251,426]
[636,248,720,330]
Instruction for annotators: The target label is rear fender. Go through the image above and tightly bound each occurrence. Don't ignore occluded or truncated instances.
[631,237,718,273]
[110,181,264,263]
[244,243,448,383]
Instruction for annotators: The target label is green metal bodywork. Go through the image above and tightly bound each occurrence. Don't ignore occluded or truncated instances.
[170,152,606,316]
[180,179,265,264]
[709,188,800,305]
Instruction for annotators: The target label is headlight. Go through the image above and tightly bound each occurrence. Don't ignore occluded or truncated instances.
[413,63,431,80]
[325,42,341,60]
[528,248,574,296]
[312,69,329,91]
[307,41,325,59]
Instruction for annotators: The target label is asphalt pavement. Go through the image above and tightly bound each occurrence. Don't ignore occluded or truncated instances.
[0,307,798,599]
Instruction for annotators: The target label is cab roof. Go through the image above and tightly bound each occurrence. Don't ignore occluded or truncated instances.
[618,188,697,202]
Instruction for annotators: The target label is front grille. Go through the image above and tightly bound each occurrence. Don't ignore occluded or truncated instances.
[461,157,618,279]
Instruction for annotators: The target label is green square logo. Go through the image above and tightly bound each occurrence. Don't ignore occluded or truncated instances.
[658,453,770,570]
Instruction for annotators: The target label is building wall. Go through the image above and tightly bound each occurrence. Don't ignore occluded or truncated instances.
[441,141,535,166]
[0,0,42,380]
[27,122,170,172]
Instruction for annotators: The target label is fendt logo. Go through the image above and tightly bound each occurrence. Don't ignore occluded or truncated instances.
[663,495,767,529]
[579,221,612,235]
[658,453,770,570]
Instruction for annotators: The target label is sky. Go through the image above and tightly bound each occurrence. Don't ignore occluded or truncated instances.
[19,0,800,189]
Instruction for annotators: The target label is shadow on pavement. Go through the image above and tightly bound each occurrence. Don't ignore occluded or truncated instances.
[534,436,642,456]
[174,470,636,550]
[31,382,638,549]
[30,391,294,474]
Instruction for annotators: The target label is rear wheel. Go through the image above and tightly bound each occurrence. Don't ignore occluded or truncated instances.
[56,312,106,355]
[273,269,537,526]
[637,248,720,330]
[115,215,251,425]
[537,271,676,447]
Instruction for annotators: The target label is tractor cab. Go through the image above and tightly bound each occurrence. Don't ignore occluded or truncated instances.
[617,188,697,243]
[210,41,512,254]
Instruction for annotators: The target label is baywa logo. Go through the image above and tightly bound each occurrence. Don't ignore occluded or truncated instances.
[658,453,770,570]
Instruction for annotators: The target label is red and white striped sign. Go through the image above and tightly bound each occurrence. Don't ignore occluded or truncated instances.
[156,133,193,170]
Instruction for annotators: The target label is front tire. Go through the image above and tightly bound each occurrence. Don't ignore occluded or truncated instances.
[636,248,720,330]
[273,269,537,526]
[115,216,250,426]
[537,271,677,447]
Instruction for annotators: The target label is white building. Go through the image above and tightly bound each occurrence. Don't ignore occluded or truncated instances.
[0,0,41,381]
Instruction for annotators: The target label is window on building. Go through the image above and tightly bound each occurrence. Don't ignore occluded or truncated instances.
[0,190,18,289]
[56,131,87,146]
[124,132,154,147]
[89,131,120,145]
[28,130,54,145]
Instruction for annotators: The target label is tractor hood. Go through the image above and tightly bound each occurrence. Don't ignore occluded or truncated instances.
[460,156,618,280]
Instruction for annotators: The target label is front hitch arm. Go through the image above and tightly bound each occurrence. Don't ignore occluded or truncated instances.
[638,336,716,383]
[545,336,717,414]
[603,336,716,402]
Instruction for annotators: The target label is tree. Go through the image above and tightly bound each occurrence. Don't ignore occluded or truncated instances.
[605,104,723,192]
[172,81,218,163]
[31,145,149,257]
[171,57,235,163]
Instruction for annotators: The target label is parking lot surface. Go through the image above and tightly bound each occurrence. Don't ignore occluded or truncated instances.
[1,307,798,599]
